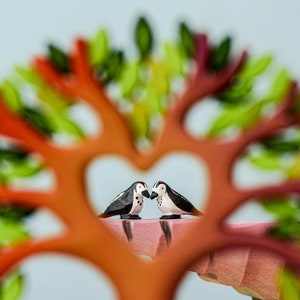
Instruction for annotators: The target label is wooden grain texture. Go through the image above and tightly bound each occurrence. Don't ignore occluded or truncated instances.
[103,219,284,299]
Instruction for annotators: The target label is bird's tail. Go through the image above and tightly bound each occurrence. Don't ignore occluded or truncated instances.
[191,208,203,217]
[97,213,111,218]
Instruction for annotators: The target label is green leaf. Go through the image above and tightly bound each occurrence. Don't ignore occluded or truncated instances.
[0,272,24,300]
[292,94,300,113]
[218,78,252,103]
[240,55,273,79]
[5,159,42,178]
[207,110,236,137]
[208,101,264,137]
[271,221,300,240]
[209,36,232,71]
[0,220,29,247]
[0,148,28,162]
[144,88,163,114]
[263,137,300,153]
[265,69,291,103]
[119,62,140,96]
[280,269,300,300]
[47,43,70,74]
[178,21,194,57]
[248,150,282,170]
[261,197,300,240]
[97,50,124,83]
[286,155,300,179]
[15,66,44,87]
[0,204,34,222]
[19,107,53,136]
[1,81,23,111]
[88,28,109,66]
[134,16,153,60]
[261,198,298,219]
[48,113,84,138]
[38,87,70,113]
[0,149,41,183]
[129,103,150,138]
[148,62,169,95]
[218,54,273,104]
[237,101,263,129]
[163,43,185,76]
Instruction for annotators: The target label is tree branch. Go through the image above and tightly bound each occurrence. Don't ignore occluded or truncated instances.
[0,187,54,209]
[0,99,51,155]
[33,39,136,154]
[71,38,95,84]
[237,178,300,204]
[0,236,70,277]
[194,34,209,74]
[166,34,247,127]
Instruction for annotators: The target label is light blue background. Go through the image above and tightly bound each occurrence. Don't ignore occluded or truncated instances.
[1,0,300,299]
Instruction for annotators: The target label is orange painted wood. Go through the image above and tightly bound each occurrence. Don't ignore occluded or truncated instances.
[0,34,300,300]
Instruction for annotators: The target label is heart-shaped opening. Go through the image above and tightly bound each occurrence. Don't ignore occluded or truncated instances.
[87,152,208,219]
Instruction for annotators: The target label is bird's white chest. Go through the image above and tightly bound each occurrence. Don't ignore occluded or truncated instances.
[129,192,143,215]
[156,195,185,215]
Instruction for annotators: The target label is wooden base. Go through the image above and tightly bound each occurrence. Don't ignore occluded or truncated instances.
[101,219,284,299]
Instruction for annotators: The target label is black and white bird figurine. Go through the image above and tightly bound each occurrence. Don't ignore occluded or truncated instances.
[98,181,150,219]
[150,181,203,219]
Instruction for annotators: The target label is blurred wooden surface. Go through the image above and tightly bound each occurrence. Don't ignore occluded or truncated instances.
[102,219,284,299]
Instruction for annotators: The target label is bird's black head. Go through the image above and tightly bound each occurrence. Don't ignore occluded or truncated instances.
[134,181,150,198]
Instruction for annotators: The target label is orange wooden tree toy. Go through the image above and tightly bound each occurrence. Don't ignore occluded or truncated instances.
[0,17,300,299]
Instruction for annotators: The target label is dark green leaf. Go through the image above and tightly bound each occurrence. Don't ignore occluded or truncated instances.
[261,198,298,220]
[218,78,252,103]
[19,107,53,136]
[47,44,70,74]
[134,16,153,60]
[178,22,194,57]
[291,94,300,113]
[0,204,34,222]
[262,137,300,153]
[0,149,28,162]
[261,197,300,241]
[209,36,232,71]
[268,223,300,240]
[97,50,124,83]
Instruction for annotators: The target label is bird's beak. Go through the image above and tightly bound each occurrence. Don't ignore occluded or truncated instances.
[142,190,150,198]
[150,191,158,199]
